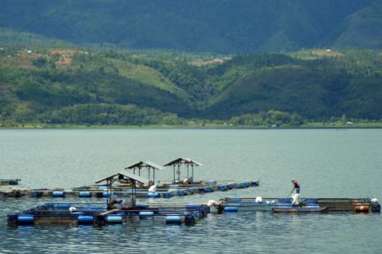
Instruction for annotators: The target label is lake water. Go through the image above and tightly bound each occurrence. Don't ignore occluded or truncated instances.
[1,129,382,253]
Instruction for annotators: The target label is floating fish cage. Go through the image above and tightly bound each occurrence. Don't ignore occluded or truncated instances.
[7,202,210,227]
[6,196,381,228]
[1,181,259,199]
[219,197,381,214]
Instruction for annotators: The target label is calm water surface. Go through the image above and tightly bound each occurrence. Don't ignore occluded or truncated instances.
[0,129,382,253]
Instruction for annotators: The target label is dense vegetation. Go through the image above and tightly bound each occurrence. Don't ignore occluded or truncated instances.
[0,0,381,127]
[0,46,381,127]
[0,0,381,53]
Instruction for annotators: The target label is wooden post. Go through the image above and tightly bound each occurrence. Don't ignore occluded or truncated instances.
[177,164,181,182]
[107,178,111,209]
[192,164,194,182]
[131,180,136,207]
[173,165,176,183]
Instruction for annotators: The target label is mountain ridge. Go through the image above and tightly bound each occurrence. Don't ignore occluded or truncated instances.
[0,0,380,53]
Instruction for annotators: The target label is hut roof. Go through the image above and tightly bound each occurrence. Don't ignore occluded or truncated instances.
[163,158,203,167]
[125,161,164,170]
[95,172,148,185]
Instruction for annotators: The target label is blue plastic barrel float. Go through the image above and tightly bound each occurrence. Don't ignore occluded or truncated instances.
[186,204,201,210]
[52,191,65,198]
[77,215,95,225]
[102,192,111,198]
[224,207,239,213]
[165,215,182,225]
[17,214,34,225]
[139,211,154,219]
[147,192,160,198]
[53,203,71,209]
[105,215,123,224]
[78,191,92,198]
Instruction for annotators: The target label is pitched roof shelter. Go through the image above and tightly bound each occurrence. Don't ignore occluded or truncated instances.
[95,172,148,208]
[125,161,163,184]
[163,158,202,183]
[95,172,147,185]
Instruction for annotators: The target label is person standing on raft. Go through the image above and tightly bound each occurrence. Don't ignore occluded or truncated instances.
[290,180,301,206]
[291,180,300,194]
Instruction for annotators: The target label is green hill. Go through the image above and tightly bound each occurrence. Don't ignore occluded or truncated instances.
[207,59,382,119]
[0,0,380,53]
[0,46,381,127]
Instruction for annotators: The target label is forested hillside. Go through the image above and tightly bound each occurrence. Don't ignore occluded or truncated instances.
[0,0,381,52]
[0,46,381,127]
[1,0,381,127]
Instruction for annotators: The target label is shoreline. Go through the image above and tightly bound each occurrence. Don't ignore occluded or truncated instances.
[1,124,382,130]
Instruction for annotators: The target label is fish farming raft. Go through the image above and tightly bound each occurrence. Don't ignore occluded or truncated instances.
[8,202,210,227]
[0,181,259,199]
[218,197,381,214]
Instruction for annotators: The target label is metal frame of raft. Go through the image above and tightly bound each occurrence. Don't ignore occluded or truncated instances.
[7,202,210,227]
[220,197,381,214]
